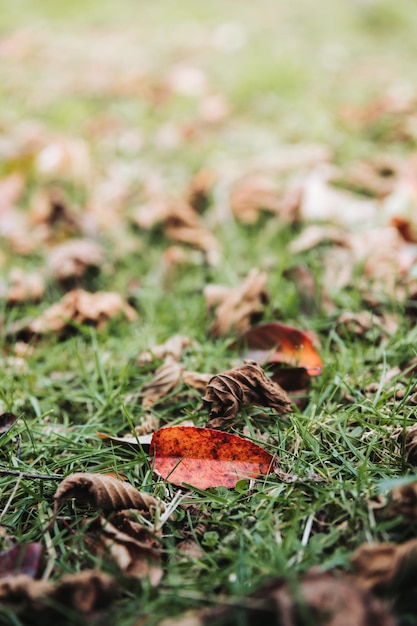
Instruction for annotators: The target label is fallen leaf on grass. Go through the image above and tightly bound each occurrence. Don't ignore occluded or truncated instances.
[137,334,192,365]
[182,370,212,393]
[150,425,275,489]
[53,472,164,519]
[235,322,322,375]
[47,238,104,284]
[392,424,417,465]
[0,543,42,578]
[7,288,138,337]
[0,268,45,304]
[351,539,417,594]
[0,412,18,436]
[0,569,116,621]
[389,480,417,519]
[229,174,290,224]
[160,570,395,626]
[269,366,311,410]
[141,356,183,408]
[88,515,163,585]
[204,269,268,338]
[202,360,292,427]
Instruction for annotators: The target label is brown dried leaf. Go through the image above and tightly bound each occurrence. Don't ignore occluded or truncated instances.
[182,371,212,393]
[89,515,163,585]
[230,174,286,224]
[0,543,42,578]
[53,472,164,518]
[288,224,347,254]
[137,334,192,365]
[161,570,395,626]
[351,539,417,593]
[205,269,269,338]
[141,356,183,408]
[47,238,104,283]
[0,570,116,618]
[390,481,417,519]
[202,360,292,426]
[8,288,137,337]
[0,268,45,305]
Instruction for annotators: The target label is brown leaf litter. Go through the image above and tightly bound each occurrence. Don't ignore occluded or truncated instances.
[137,334,192,365]
[159,569,395,626]
[204,268,269,338]
[7,288,138,337]
[391,424,417,465]
[0,569,116,622]
[202,360,292,428]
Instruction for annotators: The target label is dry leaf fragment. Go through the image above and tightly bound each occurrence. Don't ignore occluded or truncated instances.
[137,334,192,365]
[97,431,153,450]
[141,356,183,408]
[0,412,18,436]
[351,539,417,594]
[53,472,164,518]
[202,360,292,426]
[182,370,212,393]
[0,543,42,579]
[230,174,285,224]
[205,269,269,338]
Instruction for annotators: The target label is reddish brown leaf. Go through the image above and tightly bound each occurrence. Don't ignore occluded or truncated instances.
[235,322,323,375]
[150,425,275,489]
[0,543,43,579]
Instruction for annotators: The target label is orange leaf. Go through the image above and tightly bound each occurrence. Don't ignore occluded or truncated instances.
[236,322,322,375]
[150,426,274,489]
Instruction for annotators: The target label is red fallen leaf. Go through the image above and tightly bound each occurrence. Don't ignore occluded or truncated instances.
[0,543,43,578]
[150,426,274,489]
[235,322,322,376]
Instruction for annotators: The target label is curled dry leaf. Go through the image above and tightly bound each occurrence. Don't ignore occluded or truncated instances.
[203,360,292,427]
[0,570,116,619]
[89,515,163,585]
[351,539,417,593]
[53,472,164,519]
[205,269,269,338]
[0,543,43,578]
[235,322,323,375]
[8,288,138,337]
[150,425,275,489]
[137,334,192,365]
[141,356,183,408]
[47,238,104,283]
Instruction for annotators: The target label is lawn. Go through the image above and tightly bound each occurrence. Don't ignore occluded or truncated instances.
[1,1,417,624]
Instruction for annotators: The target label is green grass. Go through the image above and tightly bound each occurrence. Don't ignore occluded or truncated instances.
[1,0,417,624]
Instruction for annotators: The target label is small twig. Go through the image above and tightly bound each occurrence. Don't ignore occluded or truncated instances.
[0,468,64,481]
